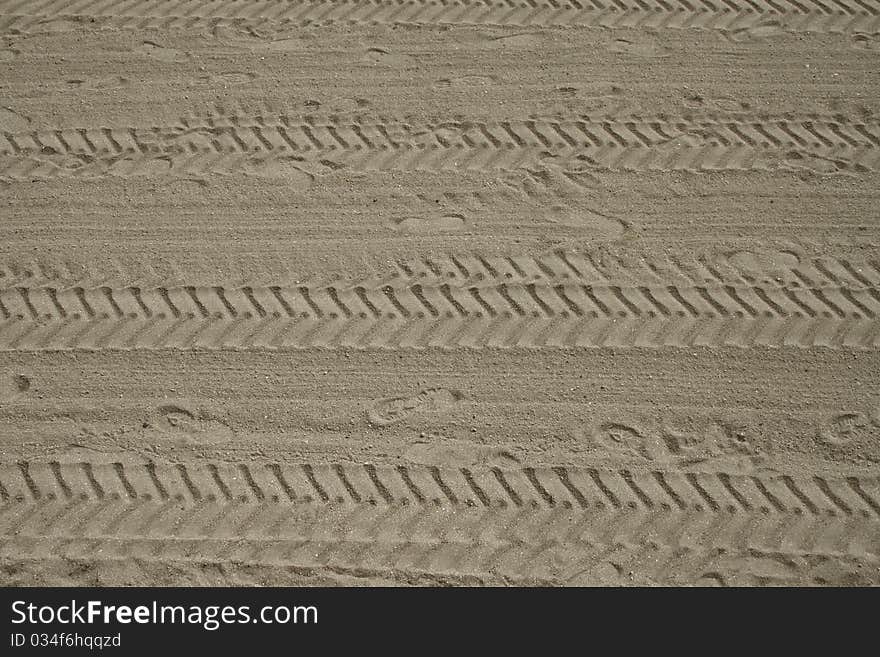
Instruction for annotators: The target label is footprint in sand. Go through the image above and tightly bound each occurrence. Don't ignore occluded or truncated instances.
[819,412,872,447]
[660,418,763,470]
[143,405,234,444]
[591,422,669,461]
[367,388,463,427]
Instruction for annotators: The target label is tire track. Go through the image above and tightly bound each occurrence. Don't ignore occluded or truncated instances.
[2,273,879,349]
[0,461,877,583]
[0,0,877,35]
[3,539,876,586]
[3,461,875,522]
[2,117,878,179]
[2,251,877,290]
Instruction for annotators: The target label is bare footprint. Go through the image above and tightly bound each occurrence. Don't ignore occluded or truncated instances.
[367,388,463,427]
[390,214,466,234]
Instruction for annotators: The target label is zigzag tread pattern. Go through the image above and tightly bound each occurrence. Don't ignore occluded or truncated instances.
[2,538,877,586]
[1,251,878,290]
[0,0,878,34]
[2,117,878,178]
[2,273,880,349]
[386,252,880,289]
[0,461,878,563]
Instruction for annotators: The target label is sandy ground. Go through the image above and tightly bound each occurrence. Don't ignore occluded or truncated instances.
[0,0,878,586]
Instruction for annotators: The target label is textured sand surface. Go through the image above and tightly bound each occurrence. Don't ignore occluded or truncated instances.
[0,0,879,586]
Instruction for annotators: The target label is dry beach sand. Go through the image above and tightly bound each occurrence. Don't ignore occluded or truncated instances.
[0,0,879,585]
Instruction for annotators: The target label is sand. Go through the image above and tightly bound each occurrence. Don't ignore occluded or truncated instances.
[0,0,878,586]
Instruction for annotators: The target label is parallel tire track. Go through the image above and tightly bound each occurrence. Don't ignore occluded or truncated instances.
[386,252,880,290]
[2,251,877,290]
[2,273,880,349]
[3,539,877,586]
[2,117,878,179]
[1,0,878,35]
[1,461,878,575]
